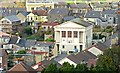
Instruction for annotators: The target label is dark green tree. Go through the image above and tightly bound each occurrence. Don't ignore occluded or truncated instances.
[43,63,58,73]
[24,26,32,35]
[59,62,75,73]
[75,64,88,73]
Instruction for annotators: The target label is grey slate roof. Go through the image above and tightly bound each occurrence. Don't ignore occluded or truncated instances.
[63,16,75,21]
[70,18,93,27]
[8,36,18,44]
[66,51,97,64]
[102,10,117,14]
[16,38,26,47]
[94,42,108,51]
[19,12,30,16]
[25,40,36,47]
[48,8,69,15]
[5,15,20,22]
[42,59,61,68]
[35,41,54,47]
[85,11,101,18]
[54,53,67,62]
[0,7,26,17]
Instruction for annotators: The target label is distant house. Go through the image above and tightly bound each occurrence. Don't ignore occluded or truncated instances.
[0,15,21,32]
[0,49,8,70]
[8,62,37,73]
[0,32,10,44]
[54,18,93,54]
[54,2,67,8]
[58,51,97,67]
[68,3,90,17]
[41,22,59,31]
[0,7,26,17]
[48,8,69,23]
[17,12,30,23]
[84,10,101,23]
[26,12,39,26]
[32,10,48,22]
[85,42,108,56]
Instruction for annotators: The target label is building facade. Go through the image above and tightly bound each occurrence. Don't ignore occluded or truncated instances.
[54,18,93,54]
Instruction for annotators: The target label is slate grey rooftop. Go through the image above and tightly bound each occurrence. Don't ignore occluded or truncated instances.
[85,11,101,18]
[70,18,93,27]
[5,15,20,22]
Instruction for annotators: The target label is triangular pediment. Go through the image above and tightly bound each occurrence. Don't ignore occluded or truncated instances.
[55,21,85,28]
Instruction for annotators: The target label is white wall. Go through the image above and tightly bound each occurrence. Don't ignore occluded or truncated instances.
[58,57,77,66]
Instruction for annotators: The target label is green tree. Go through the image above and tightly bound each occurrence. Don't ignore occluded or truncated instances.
[75,64,88,73]
[24,26,32,35]
[59,62,75,73]
[43,63,58,73]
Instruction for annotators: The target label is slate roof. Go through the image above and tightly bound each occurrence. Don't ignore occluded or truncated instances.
[8,36,18,44]
[102,10,117,14]
[8,62,37,73]
[35,41,54,47]
[0,7,26,17]
[48,8,69,15]
[25,40,36,47]
[0,49,7,57]
[5,15,20,22]
[54,53,67,62]
[67,51,97,64]
[70,18,93,27]
[19,12,30,16]
[93,42,108,51]
[42,59,61,68]
[85,11,101,18]
[63,16,75,21]
[16,38,26,47]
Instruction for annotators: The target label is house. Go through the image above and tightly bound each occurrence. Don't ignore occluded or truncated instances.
[26,12,39,26]
[25,40,36,49]
[17,12,30,23]
[0,49,8,71]
[102,10,117,24]
[32,10,48,22]
[28,41,55,62]
[85,42,108,56]
[68,3,90,17]
[48,8,69,23]
[0,7,26,17]
[41,22,59,31]
[8,62,37,73]
[84,10,101,23]
[0,32,10,44]
[0,15,21,33]
[32,59,61,72]
[54,2,67,8]
[90,2,106,11]
[54,18,93,54]
[58,51,97,67]
[26,0,54,12]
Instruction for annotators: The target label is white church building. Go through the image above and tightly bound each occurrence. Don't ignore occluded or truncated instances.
[54,18,93,54]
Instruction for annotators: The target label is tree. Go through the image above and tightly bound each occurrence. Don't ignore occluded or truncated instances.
[59,62,75,73]
[75,64,88,73]
[24,26,32,35]
[43,63,58,73]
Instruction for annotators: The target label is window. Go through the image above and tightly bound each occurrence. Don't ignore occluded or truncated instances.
[74,46,76,49]
[31,7,34,10]
[62,45,65,48]
[68,31,72,38]
[62,31,66,37]
[74,31,78,38]
[36,17,37,20]
[80,45,82,52]
[31,17,33,20]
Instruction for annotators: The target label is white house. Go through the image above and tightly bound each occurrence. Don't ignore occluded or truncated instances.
[54,18,93,54]
[86,42,108,56]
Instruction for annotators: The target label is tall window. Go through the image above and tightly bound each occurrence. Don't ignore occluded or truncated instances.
[62,31,66,37]
[68,31,72,38]
[74,31,78,38]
